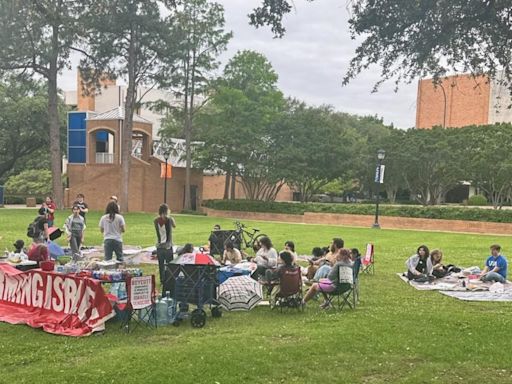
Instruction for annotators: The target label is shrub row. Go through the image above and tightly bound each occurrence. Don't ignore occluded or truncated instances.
[203,199,512,223]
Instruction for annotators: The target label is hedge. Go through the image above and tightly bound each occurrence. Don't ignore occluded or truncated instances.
[203,199,512,223]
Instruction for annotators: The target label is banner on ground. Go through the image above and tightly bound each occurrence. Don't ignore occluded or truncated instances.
[0,264,114,336]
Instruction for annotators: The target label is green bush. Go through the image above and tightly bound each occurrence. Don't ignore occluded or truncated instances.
[467,194,488,206]
[203,199,512,223]
[5,169,52,196]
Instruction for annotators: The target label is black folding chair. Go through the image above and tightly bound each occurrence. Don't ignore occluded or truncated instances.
[116,275,157,332]
[324,264,357,311]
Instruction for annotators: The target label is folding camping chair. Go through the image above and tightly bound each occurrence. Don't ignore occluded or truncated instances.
[272,266,304,312]
[324,264,357,311]
[116,275,157,332]
[360,243,375,275]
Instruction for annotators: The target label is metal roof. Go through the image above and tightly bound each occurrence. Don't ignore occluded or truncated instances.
[87,106,152,124]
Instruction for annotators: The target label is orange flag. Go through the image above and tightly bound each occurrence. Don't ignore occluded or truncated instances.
[160,163,172,179]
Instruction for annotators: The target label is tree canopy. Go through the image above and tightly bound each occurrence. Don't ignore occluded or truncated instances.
[250,1,512,95]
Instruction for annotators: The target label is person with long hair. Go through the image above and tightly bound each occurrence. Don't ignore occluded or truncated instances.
[252,236,278,280]
[99,201,126,262]
[154,203,176,285]
[405,245,431,281]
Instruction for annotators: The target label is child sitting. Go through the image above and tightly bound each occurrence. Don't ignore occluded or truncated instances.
[13,239,26,254]
[265,251,296,308]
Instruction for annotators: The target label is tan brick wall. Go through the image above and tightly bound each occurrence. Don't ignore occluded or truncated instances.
[203,208,512,236]
[416,75,490,129]
[203,174,294,201]
[67,158,203,213]
[77,71,116,112]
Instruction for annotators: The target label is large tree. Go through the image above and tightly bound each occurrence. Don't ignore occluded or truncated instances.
[158,0,231,210]
[195,50,285,201]
[274,101,359,202]
[459,124,512,209]
[250,1,512,94]
[81,0,171,212]
[0,0,85,207]
[0,77,53,182]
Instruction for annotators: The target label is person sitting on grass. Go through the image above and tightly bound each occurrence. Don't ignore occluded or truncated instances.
[222,241,242,265]
[480,244,508,283]
[306,247,326,280]
[13,240,26,254]
[406,245,432,281]
[27,239,49,266]
[303,248,353,309]
[282,240,298,264]
[264,251,296,308]
[312,238,344,280]
[252,236,278,280]
[430,249,447,279]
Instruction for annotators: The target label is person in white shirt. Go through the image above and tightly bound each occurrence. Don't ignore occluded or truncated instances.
[252,236,278,280]
[99,201,126,262]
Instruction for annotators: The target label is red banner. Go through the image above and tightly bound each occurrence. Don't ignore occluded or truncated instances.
[0,264,114,337]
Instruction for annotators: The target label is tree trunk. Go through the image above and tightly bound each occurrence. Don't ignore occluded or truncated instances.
[230,173,236,199]
[120,26,137,212]
[223,170,230,200]
[184,114,192,210]
[48,26,63,208]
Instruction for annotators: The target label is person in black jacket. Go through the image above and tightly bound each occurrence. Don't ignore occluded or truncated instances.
[154,204,176,285]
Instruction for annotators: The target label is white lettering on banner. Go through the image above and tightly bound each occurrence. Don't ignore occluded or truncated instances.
[44,275,53,310]
[63,278,78,314]
[5,275,20,302]
[0,270,100,316]
[20,275,32,306]
[52,276,64,312]
[32,274,44,308]
[77,285,96,321]
[0,271,4,299]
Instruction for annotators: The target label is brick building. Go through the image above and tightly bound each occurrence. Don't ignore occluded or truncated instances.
[64,71,296,209]
[416,71,512,129]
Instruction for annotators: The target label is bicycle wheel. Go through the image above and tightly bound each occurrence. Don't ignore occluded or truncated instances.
[251,234,267,250]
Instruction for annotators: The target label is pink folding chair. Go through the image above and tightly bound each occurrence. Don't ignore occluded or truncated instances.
[361,243,375,275]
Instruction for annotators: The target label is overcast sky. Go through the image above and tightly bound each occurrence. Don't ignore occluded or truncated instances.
[60,0,418,128]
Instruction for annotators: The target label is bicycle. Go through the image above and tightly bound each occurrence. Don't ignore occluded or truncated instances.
[230,221,267,250]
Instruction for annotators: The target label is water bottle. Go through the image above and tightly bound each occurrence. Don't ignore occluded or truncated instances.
[166,292,175,324]
[156,296,169,326]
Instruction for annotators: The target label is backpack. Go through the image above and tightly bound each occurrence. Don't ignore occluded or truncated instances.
[27,219,41,238]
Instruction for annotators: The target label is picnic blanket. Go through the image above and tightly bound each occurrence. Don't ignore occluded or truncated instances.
[439,290,512,302]
[397,272,512,301]
[397,273,466,291]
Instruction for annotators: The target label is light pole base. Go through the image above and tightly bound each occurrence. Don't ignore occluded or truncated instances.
[372,223,381,229]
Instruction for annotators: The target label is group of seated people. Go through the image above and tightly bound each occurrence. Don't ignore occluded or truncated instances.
[405,243,508,283]
[206,225,360,309]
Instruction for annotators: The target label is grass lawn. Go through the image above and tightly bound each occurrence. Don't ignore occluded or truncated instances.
[0,208,511,383]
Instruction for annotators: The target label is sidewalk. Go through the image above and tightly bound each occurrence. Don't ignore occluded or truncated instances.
[2,205,35,209]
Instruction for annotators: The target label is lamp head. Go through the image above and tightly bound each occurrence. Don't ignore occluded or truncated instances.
[377,149,386,161]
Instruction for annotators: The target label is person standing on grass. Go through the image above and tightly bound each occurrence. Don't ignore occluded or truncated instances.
[64,205,86,259]
[154,203,176,285]
[40,196,56,227]
[480,244,508,283]
[73,193,89,223]
[99,201,125,262]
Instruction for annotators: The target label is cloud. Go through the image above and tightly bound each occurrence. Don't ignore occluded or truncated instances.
[59,0,417,128]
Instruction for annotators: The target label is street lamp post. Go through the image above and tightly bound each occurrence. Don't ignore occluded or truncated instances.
[372,149,386,229]
[163,149,170,205]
